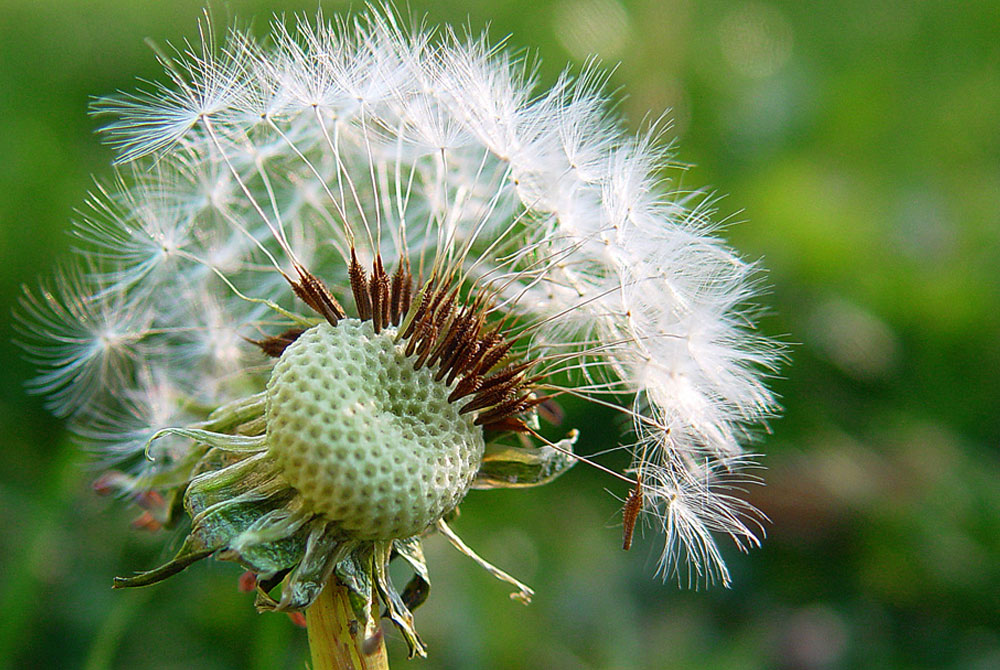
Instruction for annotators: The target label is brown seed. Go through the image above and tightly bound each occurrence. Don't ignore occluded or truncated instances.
[370,255,391,333]
[622,481,643,551]
[349,248,372,321]
[249,327,305,358]
[480,416,529,433]
[473,392,548,426]
[448,374,482,402]
[290,265,344,325]
[390,261,411,325]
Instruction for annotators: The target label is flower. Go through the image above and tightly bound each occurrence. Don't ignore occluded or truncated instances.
[19,4,780,657]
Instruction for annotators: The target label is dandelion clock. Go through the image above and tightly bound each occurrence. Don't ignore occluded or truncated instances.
[18,5,781,667]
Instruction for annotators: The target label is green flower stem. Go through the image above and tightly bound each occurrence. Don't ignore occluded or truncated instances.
[306,577,388,670]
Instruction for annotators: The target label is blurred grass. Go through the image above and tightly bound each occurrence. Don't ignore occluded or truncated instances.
[1,0,998,668]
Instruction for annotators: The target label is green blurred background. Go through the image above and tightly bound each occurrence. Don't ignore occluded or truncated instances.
[1,0,998,668]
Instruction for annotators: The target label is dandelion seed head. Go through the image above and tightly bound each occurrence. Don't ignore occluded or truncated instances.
[20,2,781,621]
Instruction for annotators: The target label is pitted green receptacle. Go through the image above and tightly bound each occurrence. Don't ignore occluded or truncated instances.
[265,319,485,540]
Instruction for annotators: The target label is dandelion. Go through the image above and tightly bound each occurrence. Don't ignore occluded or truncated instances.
[19,5,781,665]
